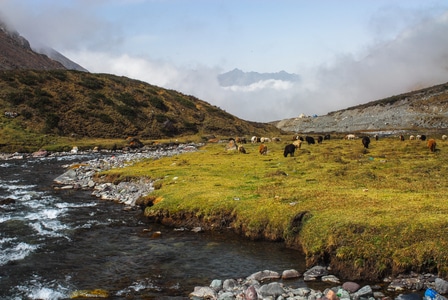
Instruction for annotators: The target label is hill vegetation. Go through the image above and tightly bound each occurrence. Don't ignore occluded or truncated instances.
[0,69,283,152]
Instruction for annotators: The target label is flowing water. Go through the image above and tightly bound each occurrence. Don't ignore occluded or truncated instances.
[0,154,315,299]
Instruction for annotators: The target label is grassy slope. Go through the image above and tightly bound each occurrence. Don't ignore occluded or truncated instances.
[99,135,448,281]
[0,70,282,153]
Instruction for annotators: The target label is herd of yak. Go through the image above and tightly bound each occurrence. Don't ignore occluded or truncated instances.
[227,133,439,158]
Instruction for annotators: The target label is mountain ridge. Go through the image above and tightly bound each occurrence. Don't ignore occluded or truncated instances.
[274,81,448,134]
[0,21,67,70]
[218,68,300,87]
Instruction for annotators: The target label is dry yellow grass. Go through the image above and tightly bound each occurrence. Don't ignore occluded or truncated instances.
[99,135,448,280]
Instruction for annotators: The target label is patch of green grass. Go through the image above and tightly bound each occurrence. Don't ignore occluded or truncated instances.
[99,136,448,280]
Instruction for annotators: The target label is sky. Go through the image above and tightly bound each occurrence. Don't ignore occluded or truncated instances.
[0,0,448,122]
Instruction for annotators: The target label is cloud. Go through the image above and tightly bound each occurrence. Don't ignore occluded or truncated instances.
[1,1,448,123]
[223,80,294,92]
[0,0,122,51]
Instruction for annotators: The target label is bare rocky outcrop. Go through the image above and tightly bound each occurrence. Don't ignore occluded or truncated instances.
[274,82,448,134]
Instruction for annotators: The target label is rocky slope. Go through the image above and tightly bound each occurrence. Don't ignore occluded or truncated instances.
[274,82,448,134]
[0,21,66,70]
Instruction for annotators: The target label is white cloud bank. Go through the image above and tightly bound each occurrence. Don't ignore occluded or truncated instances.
[1,1,448,122]
[63,10,448,122]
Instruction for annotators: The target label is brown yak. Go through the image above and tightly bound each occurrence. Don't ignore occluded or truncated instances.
[427,139,437,152]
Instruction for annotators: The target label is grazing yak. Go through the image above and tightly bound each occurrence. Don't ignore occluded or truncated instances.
[284,144,296,157]
[238,145,247,154]
[259,144,268,155]
[305,136,315,145]
[324,134,331,140]
[345,134,356,140]
[399,135,405,141]
[427,139,436,152]
[236,137,247,144]
[362,136,371,149]
[293,140,302,149]
[317,136,323,144]
[442,135,447,141]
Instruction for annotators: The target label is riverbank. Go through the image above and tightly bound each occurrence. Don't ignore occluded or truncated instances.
[7,138,444,298]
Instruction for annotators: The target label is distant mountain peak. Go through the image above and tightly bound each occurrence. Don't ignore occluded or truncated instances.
[0,18,87,71]
[218,69,300,87]
[0,20,32,50]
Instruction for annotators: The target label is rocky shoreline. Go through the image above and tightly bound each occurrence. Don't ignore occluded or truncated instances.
[3,143,448,300]
[190,267,448,300]
[49,142,201,206]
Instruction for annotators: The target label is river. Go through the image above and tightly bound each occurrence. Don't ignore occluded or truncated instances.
[0,153,314,299]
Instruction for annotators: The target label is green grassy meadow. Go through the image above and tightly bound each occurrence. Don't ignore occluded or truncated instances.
[99,135,448,281]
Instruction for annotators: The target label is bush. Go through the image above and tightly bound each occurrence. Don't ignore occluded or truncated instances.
[79,76,104,90]
[51,71,68,81]
[117,92,138,107]
[148,95,168,112]
[6,92,26,105]
[44,113,60,133]
[20,109,33,119]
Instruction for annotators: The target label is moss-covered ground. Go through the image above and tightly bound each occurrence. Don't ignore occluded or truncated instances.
[98,135,448,280]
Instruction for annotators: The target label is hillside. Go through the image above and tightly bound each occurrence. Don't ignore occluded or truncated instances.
[0,69,282,151]
[274,82,448,134]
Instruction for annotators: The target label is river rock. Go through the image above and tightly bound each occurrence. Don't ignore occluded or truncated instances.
[247,270,280,281]
[32,149,48,157]
[436,278,448,294]
[395,293,423,300]
[336,287,351,300]
[342,281,360,293]
[190,286,217,299]
[245,285,257,300]
[322,275,341,284]
[326,289,339,300]
[258,282,285,298]
[303,265,328,281]
[70,289,109,298]
[210,279,222,291]
[218,291,235,300]
[352,285,373,298]
[54,169,78,184]
[0,198,16,205]
[223,279,239,292]
[282,269,301,279]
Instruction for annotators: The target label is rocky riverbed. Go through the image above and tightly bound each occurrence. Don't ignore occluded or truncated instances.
[188,266,448,300]
[50,142,200,206]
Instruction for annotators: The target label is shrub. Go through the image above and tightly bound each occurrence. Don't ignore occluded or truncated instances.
[79,76,104,90]
[148,95,168,112]
[116,92,138,107]
[20,109,33,119]
[44,113,60,133]
[51,71,68,81]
